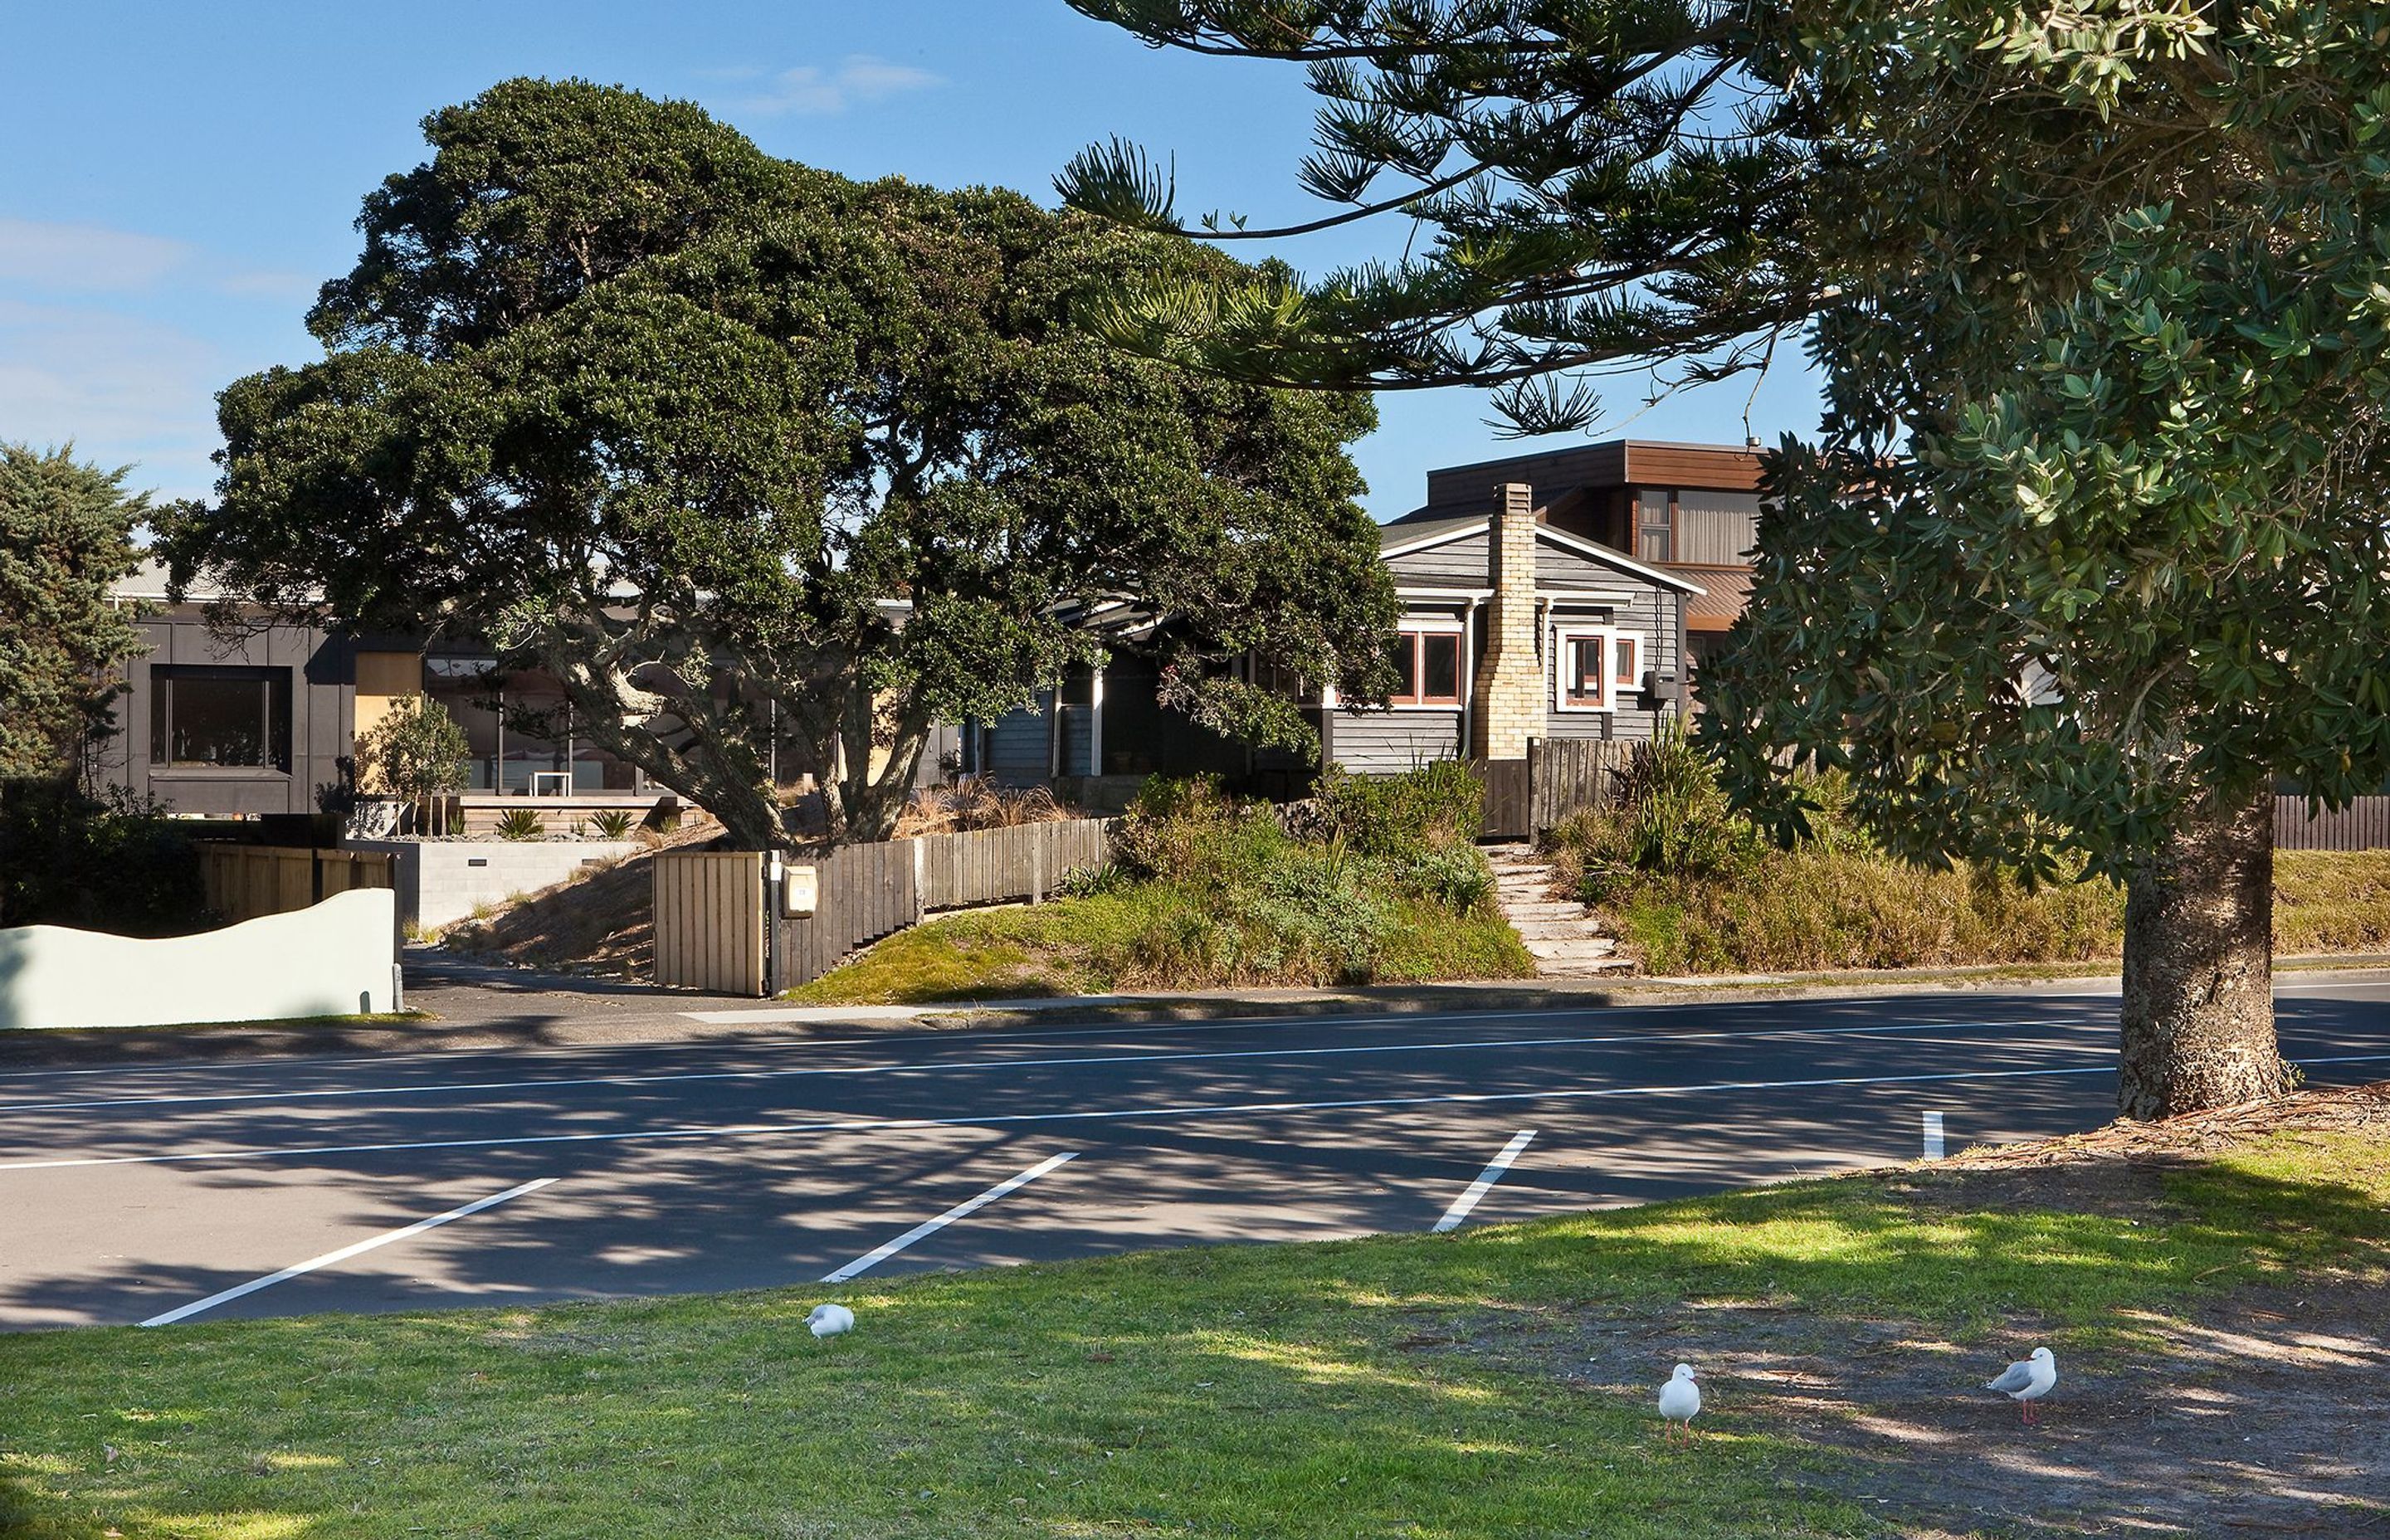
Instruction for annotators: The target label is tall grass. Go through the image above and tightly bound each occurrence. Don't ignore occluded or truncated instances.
[1548,726,2124,974]
[1549,729,2390,974]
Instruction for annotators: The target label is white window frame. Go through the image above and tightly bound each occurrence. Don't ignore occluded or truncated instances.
[1551,625,1650,713]
[1389,617,1466,710]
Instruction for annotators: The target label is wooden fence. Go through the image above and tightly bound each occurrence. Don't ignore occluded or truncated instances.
[2276,796,2390,850]
[654,817,1121,996]
[1474,758,1533,841]
[199,846,394,924]
[1529,738,1632,830]
[915,818,1115,910]
[652,851,768,996]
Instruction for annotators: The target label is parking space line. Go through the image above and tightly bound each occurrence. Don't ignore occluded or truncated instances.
[17,1052,2390,1175]
[1433,1129,1538,1233]
[138,1177,558,1327]
[822,1152,1078,1284]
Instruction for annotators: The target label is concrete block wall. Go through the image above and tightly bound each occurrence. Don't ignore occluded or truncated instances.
[345,838,644,932]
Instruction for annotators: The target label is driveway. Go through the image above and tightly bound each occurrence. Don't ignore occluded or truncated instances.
[2,972,2384,1328]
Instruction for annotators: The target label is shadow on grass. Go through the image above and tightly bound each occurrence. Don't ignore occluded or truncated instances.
[1,1137,2383,1538]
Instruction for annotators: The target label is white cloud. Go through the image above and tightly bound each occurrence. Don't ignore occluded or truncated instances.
[734,54,943,116]
[0,217,193,291]
[0,300,227,502]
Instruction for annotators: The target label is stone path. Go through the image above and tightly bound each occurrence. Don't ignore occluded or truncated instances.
[1485,843,1631,977]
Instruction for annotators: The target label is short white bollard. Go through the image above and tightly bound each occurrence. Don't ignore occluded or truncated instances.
[1921,1109,1946,1160]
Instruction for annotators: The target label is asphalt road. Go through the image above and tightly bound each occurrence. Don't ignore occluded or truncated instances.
[3,973,2386,1330]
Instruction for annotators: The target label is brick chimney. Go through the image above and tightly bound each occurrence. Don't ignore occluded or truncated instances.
[1469,482,1542,759]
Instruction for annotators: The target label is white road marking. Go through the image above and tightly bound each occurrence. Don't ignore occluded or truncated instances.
[0,1017,2103,1116]
[14,1051,2388,1177]
[822,1153,1078,1283]
[137,1177,558,1327]
[0,992,2139,1087]
[1922,1109,1946,1160]
[1433,1129,1538,1233]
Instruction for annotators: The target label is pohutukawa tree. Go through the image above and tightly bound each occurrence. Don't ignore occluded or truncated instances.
[1060,0,2390,1116]
[162,77,1397,846]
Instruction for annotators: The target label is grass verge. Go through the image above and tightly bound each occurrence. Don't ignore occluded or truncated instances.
[3,1114,2383,1539]
[785,888,1532,1005]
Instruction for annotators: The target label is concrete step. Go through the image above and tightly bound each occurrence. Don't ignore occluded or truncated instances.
[1515,922,1607,943]
[1506,904,1589,924]
[1524,938,1620,960]
[1539,957,1636,975]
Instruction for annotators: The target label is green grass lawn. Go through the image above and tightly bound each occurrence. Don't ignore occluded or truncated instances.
[4,1129,2383,1539]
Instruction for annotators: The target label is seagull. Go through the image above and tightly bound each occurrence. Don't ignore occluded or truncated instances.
[1984,1347,2056,1425]
[1657,1363,1701,1445]
[808,1304,855,1340]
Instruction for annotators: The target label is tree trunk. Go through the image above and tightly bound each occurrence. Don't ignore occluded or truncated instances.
[2116,785,2285,1118]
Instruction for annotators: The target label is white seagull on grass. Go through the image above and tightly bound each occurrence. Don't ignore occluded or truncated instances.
[808,1304,855,1340]
[1983,1347,2056,1425]
[1657,1363,1701,1445]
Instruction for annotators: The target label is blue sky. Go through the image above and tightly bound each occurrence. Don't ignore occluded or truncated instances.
[0,1,1820,519]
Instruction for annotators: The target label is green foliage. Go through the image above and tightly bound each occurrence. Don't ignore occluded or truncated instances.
[493,807,545,841]
[161,78,1397,848]
[0,782,204,935]
[803,769,1527,1000]
[1607,850,2129,977]
[587,808,636,840]
[1314,759,1482,855]
[1058,3,1809,431]
[1699,4,2390,888]
[357,694,469,802]
[1550,733,2134,972]
[1054,860,1132,899]
[0,444,147,780]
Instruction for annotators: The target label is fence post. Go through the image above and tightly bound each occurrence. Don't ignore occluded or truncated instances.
[1032,841,1044,906]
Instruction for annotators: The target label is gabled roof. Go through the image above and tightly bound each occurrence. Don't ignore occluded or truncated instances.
[1378,515,1705,597]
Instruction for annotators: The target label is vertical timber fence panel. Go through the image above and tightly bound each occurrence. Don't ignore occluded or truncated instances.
[1531,738,1630,831]
[651,851,767,997]
[769,817,1120,989]
[2276,795,2390,851]
[196,847,395,924]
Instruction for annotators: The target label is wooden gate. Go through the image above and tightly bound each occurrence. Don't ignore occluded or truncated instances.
[1474,758,1532,841]
[652,851,768,997]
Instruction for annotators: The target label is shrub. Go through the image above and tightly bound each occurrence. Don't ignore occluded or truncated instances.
[1316,760,1483,855]
[0,781,206,935]
[1378,841,1498,914]
[358,696,469,801]
[899,777,1073,836]
[494,807,545,841]
[588,809,636,840]
[1056,860,1133,898]
[1112,776,1286,885]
